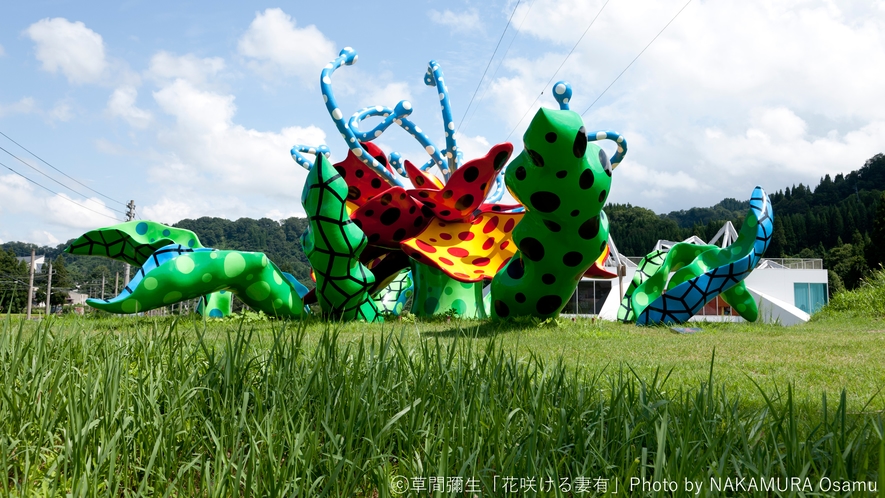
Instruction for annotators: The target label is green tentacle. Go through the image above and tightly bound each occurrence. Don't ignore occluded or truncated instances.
[66,220,233,317]
[301,154,381,322]
[87,247,304,318]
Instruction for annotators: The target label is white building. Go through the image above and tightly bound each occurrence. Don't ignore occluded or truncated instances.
[565,224,828,325]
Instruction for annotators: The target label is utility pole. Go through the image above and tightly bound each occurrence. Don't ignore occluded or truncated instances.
[124,200,135,286]
[101,273,106,300]
[45,260,53,317]
[26,248,35,319]
[115,272,119,296]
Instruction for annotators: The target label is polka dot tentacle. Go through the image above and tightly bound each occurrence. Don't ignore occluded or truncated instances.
[85,244,305,318]
[65,220,234,317]
[489,105,617,319]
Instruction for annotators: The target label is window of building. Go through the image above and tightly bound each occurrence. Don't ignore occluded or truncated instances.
[563,280,612,315]
[794,283,827,313]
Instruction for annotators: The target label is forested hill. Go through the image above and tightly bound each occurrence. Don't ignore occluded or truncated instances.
[610,153,885,255]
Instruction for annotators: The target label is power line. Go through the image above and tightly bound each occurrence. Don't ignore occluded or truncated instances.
[0,159,122,222]
[0,130,127,206]
[582,0,693,116]
[0,145,126,215]
[460,0,537,134]
[456,0,523,133]
[506,0,612,141]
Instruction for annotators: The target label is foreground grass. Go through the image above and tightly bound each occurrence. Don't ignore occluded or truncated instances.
[1,315,883,496]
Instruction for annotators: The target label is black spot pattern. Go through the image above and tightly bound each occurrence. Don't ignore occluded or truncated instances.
[563,251,583,267]
[380,208,400,226]
[579,169,595,190]
[578,216,600,240]
[536,295,563,315]
[530,191,561,213]
[365,209,374,217]
[543,219,561,232]
[392,228,406,241]
[494,300,510,317]
[599,149,612,176]
[515,166,526,181]
[371,178,382,189]
[506,256,525,279]
[515,293,526,303]
[545,132,557,143]
[598,190,607,203]
[347,186,361,201]
[335,166,347,178]
[573,126,587,158]
[413,216,425,228]
[494,151,509,170]
[542,273,556,285]
[556,170,567,179]
[521,237,545,261]
[571,209,580,217]
[527,149,545,167]
[455,194,474,211]
[463,166,479,182]
[442,190,453,199]
[355,169,364,178]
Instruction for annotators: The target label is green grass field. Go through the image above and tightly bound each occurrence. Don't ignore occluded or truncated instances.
[2,306,884,496]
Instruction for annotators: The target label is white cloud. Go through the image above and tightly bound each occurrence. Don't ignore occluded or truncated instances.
[0,97,36,117]
[143,79,326,223]
[486,0,885,210]
[0,44,5,57]
[237,8,336,84]
[107,86,152,128]
[30,230,59,246]
[48,102,74,122]
[147,51,225,86]
[25,17,107,84]
[0,173,120,242]
[428,9,482,33]
[453,132,491,162]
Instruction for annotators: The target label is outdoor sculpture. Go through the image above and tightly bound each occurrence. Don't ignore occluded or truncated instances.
[68,46,773,326]
[617,187,773,325]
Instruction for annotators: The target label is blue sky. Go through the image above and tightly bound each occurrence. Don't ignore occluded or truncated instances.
[1,0,884,245]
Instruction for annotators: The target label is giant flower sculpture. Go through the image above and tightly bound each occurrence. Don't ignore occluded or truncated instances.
[290,48,627,318]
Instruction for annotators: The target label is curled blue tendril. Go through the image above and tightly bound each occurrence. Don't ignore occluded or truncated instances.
[319,47,404,187]
[587,130,628,170]
[484,169,508,204]
[347,102,448,178]
[424,60,459,176]
[290,144,331,171]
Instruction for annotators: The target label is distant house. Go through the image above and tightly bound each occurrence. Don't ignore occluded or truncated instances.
[15,254,45,272]
[564,222,827,325]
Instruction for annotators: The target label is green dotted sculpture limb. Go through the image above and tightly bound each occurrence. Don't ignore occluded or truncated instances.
[372,270,413,316]
[618,244,758,322]
[301,154,381,322]
[197,290,234,318]
[66,220,202,265]
[87,246,304,317]
[66,220,233,317]
[410,262,488,318]
[490,108,612,319]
